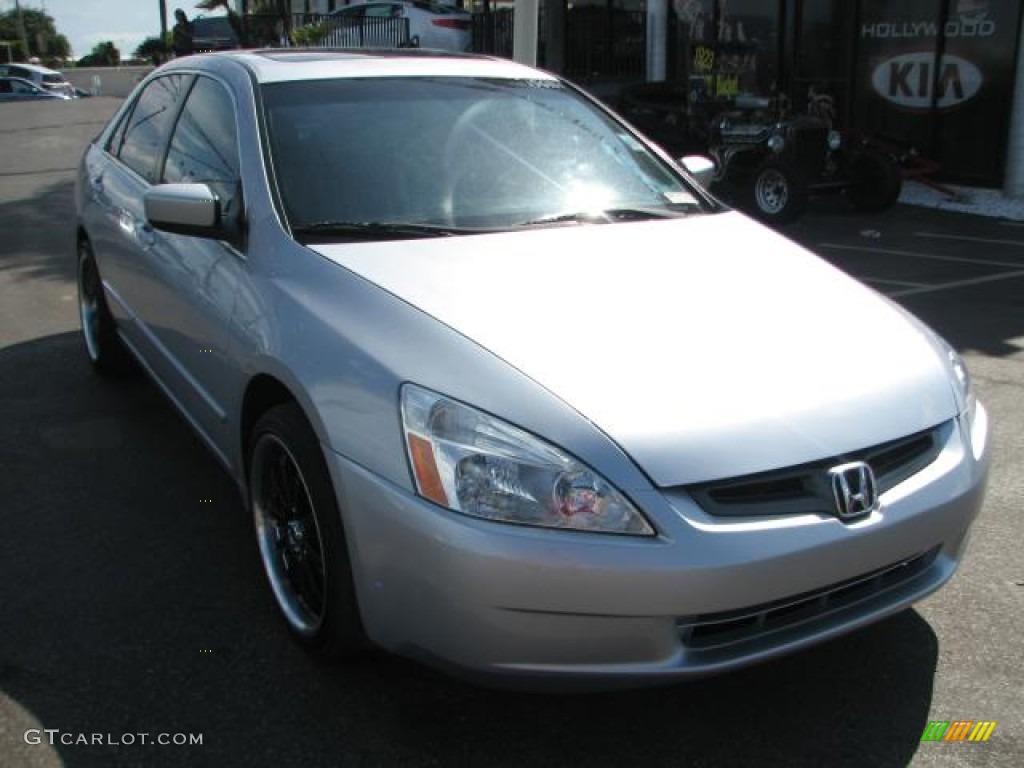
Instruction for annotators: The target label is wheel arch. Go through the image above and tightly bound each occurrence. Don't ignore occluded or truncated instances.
[240,373,309,474]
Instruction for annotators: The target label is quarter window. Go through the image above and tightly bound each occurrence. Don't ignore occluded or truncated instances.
[116,75,189,183]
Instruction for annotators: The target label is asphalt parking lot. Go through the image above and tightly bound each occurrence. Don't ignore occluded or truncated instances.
[1,98,1021,768]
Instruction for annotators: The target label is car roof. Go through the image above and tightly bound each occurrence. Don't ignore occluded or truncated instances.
[5,61,63,76]
[169,49,557,85]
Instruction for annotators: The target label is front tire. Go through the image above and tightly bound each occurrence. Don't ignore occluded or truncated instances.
[77,238,131,374]
[847,150,903,212]
[249,403,364,659]
[748,161,808,225]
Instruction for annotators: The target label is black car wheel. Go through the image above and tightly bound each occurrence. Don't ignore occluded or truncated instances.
[749,162,808,225]
[77,238,132,374]
[249,403,364,659]
[847,150,903,213]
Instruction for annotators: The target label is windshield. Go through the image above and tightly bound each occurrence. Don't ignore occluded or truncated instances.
[262,77,706,237]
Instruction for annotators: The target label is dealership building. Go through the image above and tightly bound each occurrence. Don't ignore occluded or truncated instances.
[504,0,1024,192]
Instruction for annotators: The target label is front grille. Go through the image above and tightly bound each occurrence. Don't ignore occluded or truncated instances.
[687,422,948,519]
[677,547,940,649]
[786,118,829,177]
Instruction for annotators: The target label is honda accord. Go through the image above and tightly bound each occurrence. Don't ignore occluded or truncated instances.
[75,50,989,689]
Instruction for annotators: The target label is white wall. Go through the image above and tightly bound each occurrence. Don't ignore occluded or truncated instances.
[60,66,154,98]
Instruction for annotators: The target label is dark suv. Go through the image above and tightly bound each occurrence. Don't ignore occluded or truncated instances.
[192,16,240,53]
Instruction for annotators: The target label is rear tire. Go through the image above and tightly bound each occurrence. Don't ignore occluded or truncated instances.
[77,238,132,375]
[748,161,808,225]
[847,151,903,212]
[249,403,365,660]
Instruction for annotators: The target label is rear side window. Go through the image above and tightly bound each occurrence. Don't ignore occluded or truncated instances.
[115,75,189,183]
[162,76,241,220]
[42,74,65,85]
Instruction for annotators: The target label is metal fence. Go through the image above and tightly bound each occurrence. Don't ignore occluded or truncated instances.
[563,8,646,82]
[290,13,413,49]
[243,9,644,83]
[471,10,514,58]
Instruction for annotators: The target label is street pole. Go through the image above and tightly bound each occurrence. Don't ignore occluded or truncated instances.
[14,0,31,60]
[160,1,168,42]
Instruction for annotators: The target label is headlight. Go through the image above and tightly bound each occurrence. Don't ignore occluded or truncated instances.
[940,340,975,416]
[400,384,654,535]
[767,134,785,153]
[940,342,987,460]
[827,130,842,150]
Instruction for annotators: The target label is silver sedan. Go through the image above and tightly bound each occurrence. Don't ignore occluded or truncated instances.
[74,50,989,689]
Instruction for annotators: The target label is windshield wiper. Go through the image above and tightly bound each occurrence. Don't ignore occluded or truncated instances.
[517,205,698,228]
[292,220,477,240]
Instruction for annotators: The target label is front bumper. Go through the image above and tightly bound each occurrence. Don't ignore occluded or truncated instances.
[325,406,989,690]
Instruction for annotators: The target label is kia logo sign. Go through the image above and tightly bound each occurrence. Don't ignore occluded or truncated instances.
[871,53,983,110]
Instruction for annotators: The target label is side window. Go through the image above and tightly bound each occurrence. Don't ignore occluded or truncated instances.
[0,80,11,94]
[162,77,241,222]
[116,75,189,184]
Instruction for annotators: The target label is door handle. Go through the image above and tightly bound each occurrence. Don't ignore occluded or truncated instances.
[139,223,157,248]
[90,176,104,193]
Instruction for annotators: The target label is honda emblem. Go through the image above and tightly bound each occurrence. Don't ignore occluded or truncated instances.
[828,461,879,520]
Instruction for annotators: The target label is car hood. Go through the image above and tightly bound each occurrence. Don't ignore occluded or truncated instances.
[310,212,956,486]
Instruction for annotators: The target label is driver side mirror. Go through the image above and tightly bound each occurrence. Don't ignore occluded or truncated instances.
[680,155,716,189]
[144,183,242,247]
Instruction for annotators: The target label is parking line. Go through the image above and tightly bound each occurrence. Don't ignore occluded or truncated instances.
[914,231,1024,248]
[818,242,1024,269]
[888,269,1024,297]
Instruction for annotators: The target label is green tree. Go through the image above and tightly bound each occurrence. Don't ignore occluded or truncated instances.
[134,35,168,65]
[77,40,120,67]
[0,8,71,62]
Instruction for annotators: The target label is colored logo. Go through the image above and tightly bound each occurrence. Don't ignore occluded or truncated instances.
[920,720,996,742]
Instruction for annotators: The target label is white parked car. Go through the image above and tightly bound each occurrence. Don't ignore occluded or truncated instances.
[322,2,472,51]
[0,62,76,98]
[0,76,72,101]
